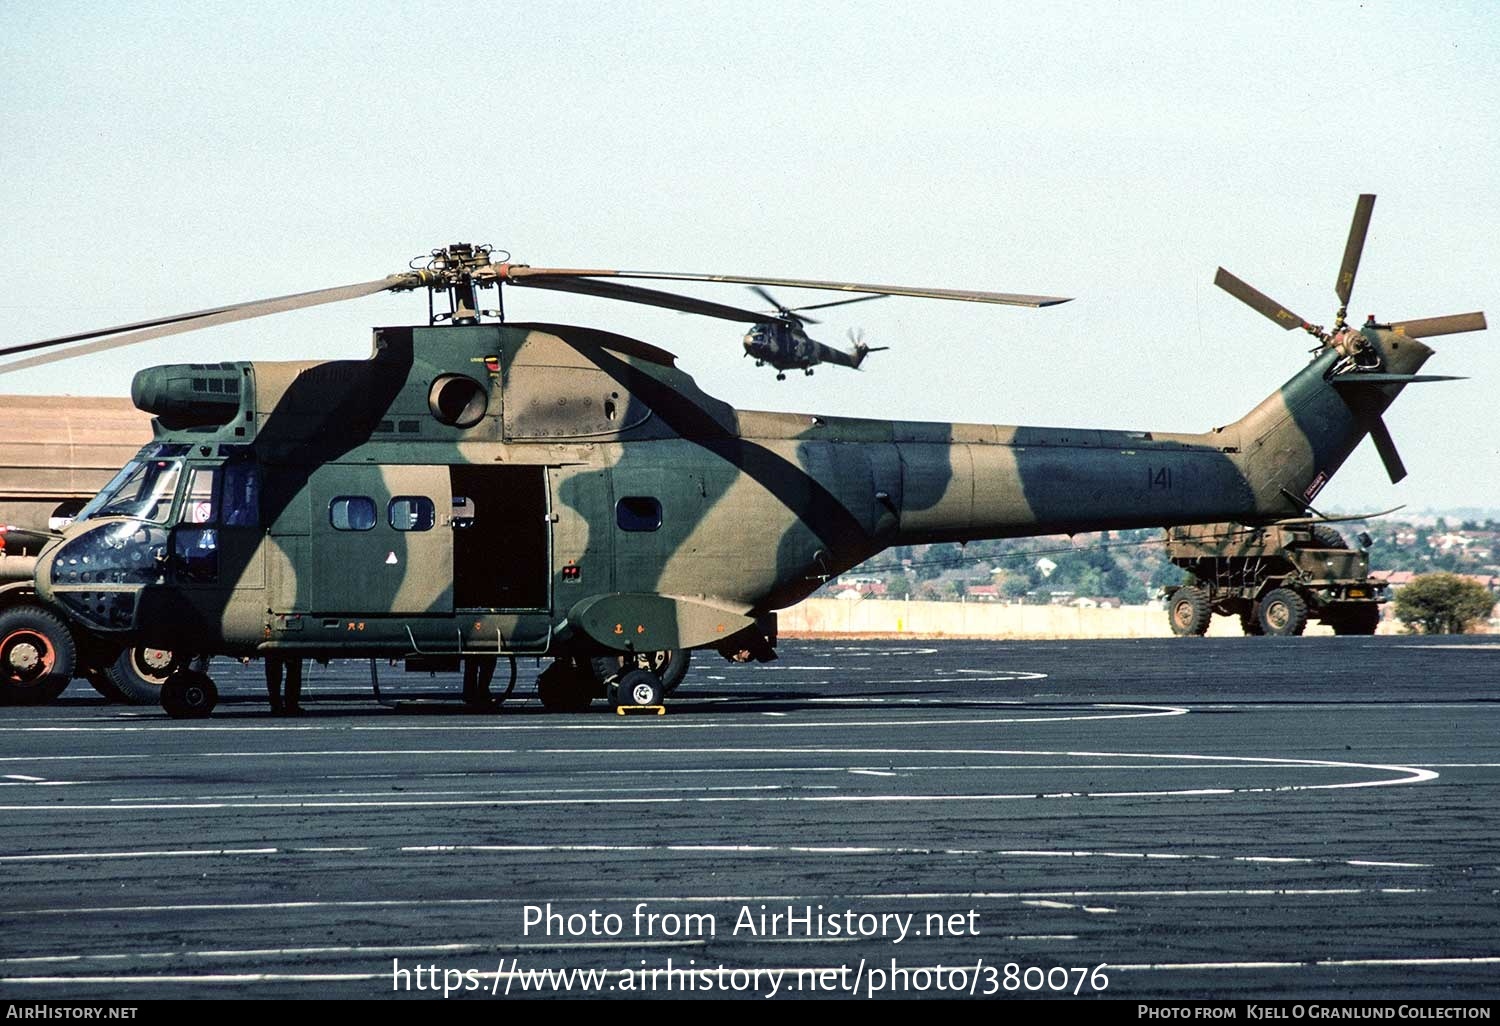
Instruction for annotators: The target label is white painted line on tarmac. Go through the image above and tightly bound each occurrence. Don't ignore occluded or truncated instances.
[0,848,277,862]
[3,774,44,781]
[1112,955,1500,972]
[0,842,1432,870]
[0,973,381,985]
[0,937,704,967]
[0,781,79,789]
[0,886,1427,921]
[0,701,1185,737]
[4,898,511,917]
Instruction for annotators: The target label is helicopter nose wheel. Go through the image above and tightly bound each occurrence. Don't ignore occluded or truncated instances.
[616,668,665,709]
[160,668,218,719]
[776,372,786,381]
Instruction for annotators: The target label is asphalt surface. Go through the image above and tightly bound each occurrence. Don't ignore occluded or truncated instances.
[0,637,1496,1002]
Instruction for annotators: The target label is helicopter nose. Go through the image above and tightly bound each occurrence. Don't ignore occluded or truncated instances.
[38,521,163,633]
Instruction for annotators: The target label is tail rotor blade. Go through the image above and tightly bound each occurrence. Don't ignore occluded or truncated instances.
[1369,415,1408,484]
[1214,268,1308,331]
[1336,193,1376,309]
[1390,311,1488,338]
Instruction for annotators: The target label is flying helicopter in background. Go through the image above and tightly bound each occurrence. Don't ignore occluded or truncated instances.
[739,287,889,379]
[0,195,1484,719]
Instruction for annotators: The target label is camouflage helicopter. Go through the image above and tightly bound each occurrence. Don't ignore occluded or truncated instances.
[737,287,891,379]
[0,196,1484,718]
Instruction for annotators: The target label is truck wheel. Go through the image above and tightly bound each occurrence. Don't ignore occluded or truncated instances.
[0,606,77,705]
[85,668,127,702]
[1330,605,1380,636]
[1258,588,1308,636]
[1168,585,1211,636]
[589,649,691,695]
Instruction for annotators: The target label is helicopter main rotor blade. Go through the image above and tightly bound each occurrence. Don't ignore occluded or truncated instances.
[748,285,781,310]
[502,265,1071,308]
[1389,311,1488,338]
[1368,415,1407,484]
[1213,267,1308,331]
[1336,194,1376,309]
[746,285,800,320]
[0,277,404,375]
[508,275,773,324]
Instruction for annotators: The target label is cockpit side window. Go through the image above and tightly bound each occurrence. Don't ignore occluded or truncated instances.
[78,460,182,524]
[183,467,218,525]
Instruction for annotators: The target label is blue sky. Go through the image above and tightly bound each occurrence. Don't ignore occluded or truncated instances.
[2,1,1496,509]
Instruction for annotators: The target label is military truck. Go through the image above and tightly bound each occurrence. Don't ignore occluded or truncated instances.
[1163,522,1385,636]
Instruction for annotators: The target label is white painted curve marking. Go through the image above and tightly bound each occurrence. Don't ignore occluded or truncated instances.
[0,746,1435,812]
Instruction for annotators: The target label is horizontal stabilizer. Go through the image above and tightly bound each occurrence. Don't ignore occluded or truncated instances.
[1330,373,1465,387]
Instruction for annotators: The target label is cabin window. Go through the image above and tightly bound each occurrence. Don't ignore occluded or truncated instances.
[389,496,435,531]
[329,496,377,531]
[221,460,260,527]
[616,496,662,532]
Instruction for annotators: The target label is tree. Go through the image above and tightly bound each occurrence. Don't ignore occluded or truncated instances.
[1394,573,1496,634]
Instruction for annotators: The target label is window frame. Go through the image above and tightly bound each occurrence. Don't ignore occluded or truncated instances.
[329,495,378,532]
[388,495,436,532]
[615,496,663,533]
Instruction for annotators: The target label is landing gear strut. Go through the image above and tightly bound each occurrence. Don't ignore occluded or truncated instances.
[589,649,690,696]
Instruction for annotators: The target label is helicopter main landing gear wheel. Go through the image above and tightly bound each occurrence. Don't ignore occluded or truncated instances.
[536,659,597,713]
[160,669,218,719]
[0,606,77,706]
